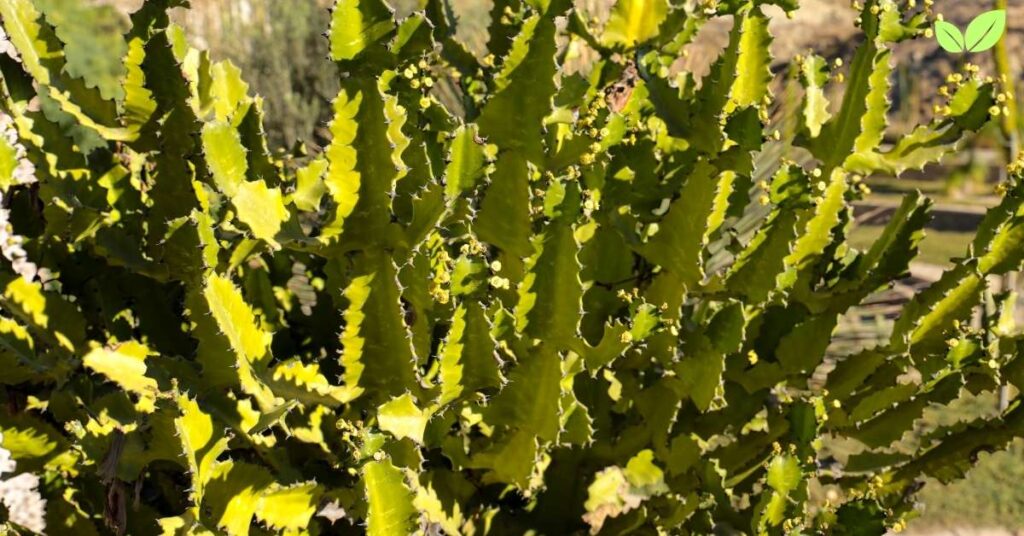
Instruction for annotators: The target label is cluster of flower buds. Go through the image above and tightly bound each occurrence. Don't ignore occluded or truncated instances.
[401,60,436,110]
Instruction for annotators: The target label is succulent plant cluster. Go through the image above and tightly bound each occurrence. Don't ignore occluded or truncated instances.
[0,0,1022,534]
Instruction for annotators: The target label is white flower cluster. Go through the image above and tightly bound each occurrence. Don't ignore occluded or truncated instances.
[0,111,38,282]
[0,432,47,533]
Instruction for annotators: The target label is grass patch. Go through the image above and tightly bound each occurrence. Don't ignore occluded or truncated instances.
[865,175,998,207]
[866,176,947,196]
[910,439,1024,532]
[848,226,973,267]
[818,390,1024,533]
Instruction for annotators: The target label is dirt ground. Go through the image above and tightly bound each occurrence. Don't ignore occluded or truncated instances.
[906,529,1024,536]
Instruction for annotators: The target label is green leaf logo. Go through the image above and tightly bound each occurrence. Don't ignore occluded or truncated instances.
[934,10,1006,53]
[935,20,965,52]
[966,10,1007,52]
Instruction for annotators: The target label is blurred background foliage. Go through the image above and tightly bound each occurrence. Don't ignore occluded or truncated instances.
[39,0,1024,533]
[37,0,127,100]
[53,0,339,149]
[166,0,339,148]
